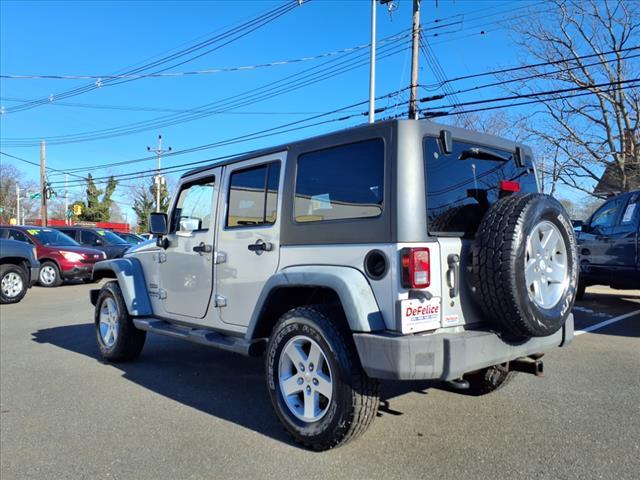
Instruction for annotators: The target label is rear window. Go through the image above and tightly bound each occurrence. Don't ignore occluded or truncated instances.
[295,139,384,223]
[424,137,537,237]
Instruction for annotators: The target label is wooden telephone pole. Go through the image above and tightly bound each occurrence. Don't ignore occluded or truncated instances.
[408,0,421,120]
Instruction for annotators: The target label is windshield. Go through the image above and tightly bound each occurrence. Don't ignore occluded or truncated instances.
[95,229,129,244]
[26,228,79,246]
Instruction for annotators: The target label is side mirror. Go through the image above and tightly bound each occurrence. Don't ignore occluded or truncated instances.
[179,218,199,233]
[149,212,169,236]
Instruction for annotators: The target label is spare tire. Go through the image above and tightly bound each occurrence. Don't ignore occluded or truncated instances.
[472,193,578,337]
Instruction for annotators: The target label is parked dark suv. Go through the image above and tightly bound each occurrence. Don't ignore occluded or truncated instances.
[56,227,131,259]
[577,190,639,297]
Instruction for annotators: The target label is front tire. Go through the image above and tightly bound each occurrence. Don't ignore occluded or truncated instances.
[38,261,62,287]
[95,281,146,362]
[266,306,379,451]
[0,264,28,304]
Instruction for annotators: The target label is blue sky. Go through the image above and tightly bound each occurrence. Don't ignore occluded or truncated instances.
[1,0,541,222]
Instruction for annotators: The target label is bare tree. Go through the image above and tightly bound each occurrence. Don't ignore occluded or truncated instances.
[0,164,40,223]
[507,0,639,197]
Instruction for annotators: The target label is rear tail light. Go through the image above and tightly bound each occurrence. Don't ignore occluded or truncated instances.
[400,248,430,289]
[499,180,521,192]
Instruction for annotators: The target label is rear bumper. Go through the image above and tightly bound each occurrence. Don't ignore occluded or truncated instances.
[353,315,574,381]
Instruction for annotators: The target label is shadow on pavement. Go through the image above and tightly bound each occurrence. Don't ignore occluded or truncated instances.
[31,323,445,446]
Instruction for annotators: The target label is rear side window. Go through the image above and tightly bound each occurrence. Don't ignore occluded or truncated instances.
[424,137,537,237]
[7,229,31,244]
[226,162,280,228]
[81,230,99,244]
[295,139,384,223]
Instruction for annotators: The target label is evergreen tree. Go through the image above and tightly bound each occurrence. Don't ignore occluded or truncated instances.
[79,174,117,222]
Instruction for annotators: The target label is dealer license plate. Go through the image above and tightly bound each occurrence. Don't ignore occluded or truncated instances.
[398,297,441,334]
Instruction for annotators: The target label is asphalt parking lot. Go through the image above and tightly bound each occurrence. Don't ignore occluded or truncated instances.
[1,284,638,480]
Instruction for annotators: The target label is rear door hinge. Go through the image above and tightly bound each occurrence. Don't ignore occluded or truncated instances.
[158,288,167,300]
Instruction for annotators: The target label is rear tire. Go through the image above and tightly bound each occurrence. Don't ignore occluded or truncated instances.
[38,261,62,287]
[95,281,146,362]
[463,364,517,396]
[265,306,379,451]
[0,264,28,304]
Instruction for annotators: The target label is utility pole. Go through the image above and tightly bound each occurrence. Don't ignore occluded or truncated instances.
[147,135,171,212]
[64,174,69,224]
[40,140,48,226]
[408,0,421,120]
[15,184,20,225]
[368,0,377,124]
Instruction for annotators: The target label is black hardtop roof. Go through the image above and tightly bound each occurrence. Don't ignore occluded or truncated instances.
[180,118,400,179]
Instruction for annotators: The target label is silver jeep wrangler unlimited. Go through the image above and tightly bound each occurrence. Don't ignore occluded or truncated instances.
[90,119,578,450]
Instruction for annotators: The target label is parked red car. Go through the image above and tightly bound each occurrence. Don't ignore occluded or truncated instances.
[0,226,106,287]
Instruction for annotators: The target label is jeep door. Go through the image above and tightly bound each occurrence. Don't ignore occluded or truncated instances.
[157,170,220,320]
[215,153,284,327]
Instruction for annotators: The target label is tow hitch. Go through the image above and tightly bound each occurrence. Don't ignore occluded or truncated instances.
[510,356,544,377]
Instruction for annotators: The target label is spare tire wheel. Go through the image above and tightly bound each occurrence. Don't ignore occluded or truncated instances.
[472,193,578,337]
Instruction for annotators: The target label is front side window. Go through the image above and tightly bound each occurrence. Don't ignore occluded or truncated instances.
[226,162,281,228]
[590,199,622,230]
[172,177,216,232]
[424,137,537,236]
[294,139,384,223]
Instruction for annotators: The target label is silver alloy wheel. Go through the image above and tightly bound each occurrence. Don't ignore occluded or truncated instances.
[1,272,24,298]
[39,265,57,285]
[278,335,333,423]
[99,297,119,348]
[524,220,569,309]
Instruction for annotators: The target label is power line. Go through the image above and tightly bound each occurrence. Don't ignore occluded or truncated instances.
[2,33,412,147]
[421,45,640,90]
[0,40,393,80]
[0,98,362,116]
[52,88,412,187]
[0,151,87,180]
[4,1,306,114]
[421,77,640,112]
[422,81,639,118]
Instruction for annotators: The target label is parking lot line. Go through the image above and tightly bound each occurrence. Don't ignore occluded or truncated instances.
[574,308,640,336]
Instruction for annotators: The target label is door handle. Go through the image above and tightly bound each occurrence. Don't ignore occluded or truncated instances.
[447,254,460,298]
[193,242,213,255]
[248,239,273,255]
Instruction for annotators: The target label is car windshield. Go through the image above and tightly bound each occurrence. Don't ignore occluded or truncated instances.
[95,229,129,244]
[26,228,79,246]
